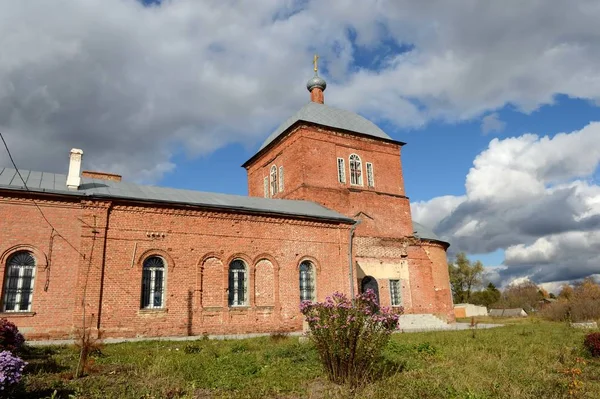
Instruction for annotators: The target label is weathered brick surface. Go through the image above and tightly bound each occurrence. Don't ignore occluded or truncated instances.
[0,112,453,340]
[0,194,353,339]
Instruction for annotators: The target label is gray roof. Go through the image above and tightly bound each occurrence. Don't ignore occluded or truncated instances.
[259,102,393,151]
[0,167,354,223]
[488,308,528,317]
[412,221,448,244]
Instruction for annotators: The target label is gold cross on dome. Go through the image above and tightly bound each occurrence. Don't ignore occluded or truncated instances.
[313,54,319,73]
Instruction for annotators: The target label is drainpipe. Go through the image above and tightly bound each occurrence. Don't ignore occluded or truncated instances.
[348,219,361,299]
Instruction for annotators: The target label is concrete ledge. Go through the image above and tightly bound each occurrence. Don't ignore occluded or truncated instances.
[27,331,305,346]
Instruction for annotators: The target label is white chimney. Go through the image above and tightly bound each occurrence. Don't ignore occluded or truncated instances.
[66,148,84,190]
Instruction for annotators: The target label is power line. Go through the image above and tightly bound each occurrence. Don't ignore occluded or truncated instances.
[1,131,138,299]
[0,131,86,258]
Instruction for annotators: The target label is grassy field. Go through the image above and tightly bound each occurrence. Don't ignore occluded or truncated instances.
[17,318,600,398]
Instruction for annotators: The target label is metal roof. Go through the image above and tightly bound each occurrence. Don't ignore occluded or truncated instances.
[412,221,449,245]
[0,167,354,223]
[258,102,393,151]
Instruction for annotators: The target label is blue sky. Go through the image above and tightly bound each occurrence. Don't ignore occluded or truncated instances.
[1,0,599,290]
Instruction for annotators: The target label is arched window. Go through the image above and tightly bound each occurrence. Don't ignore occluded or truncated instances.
[299,261,315,302]
[3,251,36,312]
[141,256,165,309]
[270,165,278,196]
[349,154,363,186]
[228,259,247,306]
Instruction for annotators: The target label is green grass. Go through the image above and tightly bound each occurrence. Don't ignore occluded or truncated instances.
[17,319,600,398]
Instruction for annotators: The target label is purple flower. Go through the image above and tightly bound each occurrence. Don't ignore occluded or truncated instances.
[0,351,26,390]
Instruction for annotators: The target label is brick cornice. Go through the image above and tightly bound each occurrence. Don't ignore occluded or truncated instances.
[111,204,350,229]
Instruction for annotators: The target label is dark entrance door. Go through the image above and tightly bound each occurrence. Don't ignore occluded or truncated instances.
[361,276,380,307]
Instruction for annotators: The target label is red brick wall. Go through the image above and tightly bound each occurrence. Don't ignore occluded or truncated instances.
[0,193,83,339]
[0,191,353,339]
[245,124,412,238]
[246,124,406,199]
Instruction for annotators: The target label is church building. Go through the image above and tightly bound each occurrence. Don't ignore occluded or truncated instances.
[0,64,454,340]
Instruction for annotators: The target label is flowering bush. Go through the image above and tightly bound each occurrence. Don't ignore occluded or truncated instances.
[0,319,24,353]
[584,332,600,357]
[0,350,26,391]
[300,290,403,387]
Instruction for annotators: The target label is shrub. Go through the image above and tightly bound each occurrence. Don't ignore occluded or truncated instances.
[542,279,600,322]
[584,332,600,357]
[0,319,24,353]
[0,350,27,391]
[300,290,403,387]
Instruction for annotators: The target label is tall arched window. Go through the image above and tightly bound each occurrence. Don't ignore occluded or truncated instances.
[3,251,36,312]
[141,256,165,309]
[270,165,278,196]
[299,261,315,302]
[228,259,247,306]
[349,154,363,186]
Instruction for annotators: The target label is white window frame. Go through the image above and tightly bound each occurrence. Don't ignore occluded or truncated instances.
[279,166,284,192]
[141,256,166,309]
[228,259,248,307]
[337,158,346,184]
[389,279,402,307]
[263,176,269,198]
[366,162,374,187]
[349,154,363,186]
[270,165,278,196]
[3,251,36,312]
[299,261,316,302]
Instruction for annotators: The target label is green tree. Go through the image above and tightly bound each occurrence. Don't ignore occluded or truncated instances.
[448,252,485,303]
[470,282,501,308]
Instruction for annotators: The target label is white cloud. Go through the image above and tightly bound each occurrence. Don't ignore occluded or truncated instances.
[412,122,600,285]
[481,113,506,135]
[2,1,600,181]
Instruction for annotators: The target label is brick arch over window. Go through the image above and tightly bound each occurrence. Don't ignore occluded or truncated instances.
[0,244,48,270]
[200,256,224,308]
[136,249,175,271]
[254,259,274,307]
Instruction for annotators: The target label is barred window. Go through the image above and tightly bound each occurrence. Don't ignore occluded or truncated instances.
[270,165,278,196]
[279,166,284,192]
[337,158,346,183]
[366,162,374,187]
[141,256,165,309]
[263,176,269,198]
[299,261,315,302]
[3,251,36,312]
[390,279,402,306]
[228,259,247,307]
[349,154,363,186]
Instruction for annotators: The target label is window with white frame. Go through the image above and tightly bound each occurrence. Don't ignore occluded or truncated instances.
[299,261,315,302]
[337,158,346,183]
[228,259,247,306]
[279,166,284,192]
[3,251,36,312]
[270,165,278,196]
[349,154,363,186]
[263,177,269,198]
[366,162,374,187]
[390,279,402,306]
[141,256,165,309]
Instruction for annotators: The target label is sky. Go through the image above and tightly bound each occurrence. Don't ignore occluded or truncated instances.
[1,0,599,292]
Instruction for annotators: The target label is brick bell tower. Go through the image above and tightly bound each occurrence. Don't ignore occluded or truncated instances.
[243,54,413,239]
[243,56,455,322]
